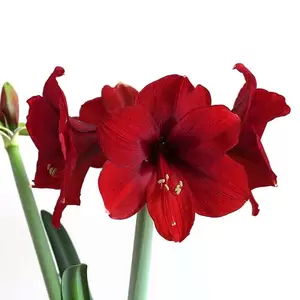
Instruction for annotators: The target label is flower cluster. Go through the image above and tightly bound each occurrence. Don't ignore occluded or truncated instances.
[26,64,290,242]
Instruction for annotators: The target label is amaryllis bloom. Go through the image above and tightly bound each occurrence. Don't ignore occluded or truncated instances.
[228,63,290,215]
[98,75,250,242]
[26,67,137,227]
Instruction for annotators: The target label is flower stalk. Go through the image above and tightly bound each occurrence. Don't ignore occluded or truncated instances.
[128,206,153,300]
[5,143,61,300]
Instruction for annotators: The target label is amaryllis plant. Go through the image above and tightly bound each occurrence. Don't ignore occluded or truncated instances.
[0,64,290,300]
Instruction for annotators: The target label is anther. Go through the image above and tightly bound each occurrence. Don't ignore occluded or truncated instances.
[47,164,57,177]
[164,184,170,191]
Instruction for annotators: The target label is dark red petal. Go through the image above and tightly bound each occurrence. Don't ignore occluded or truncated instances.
[43,67,66,110]
[247,89,291,137]
[229,125,277,189]
[52,154,89,228]
[52,134,100,228]
[137,75,191,129]
[232,63,257,121]
[26,96,61,154]
[32,153,64,189]
[146,157,195,242]
[98,161,152,219]
[184,155,249,217]
[175,83,211,120]
[101,83,138,113]
[79,97,107,125]
[168,105,241,169]
[97,105,159,167]
[249,193,260,216]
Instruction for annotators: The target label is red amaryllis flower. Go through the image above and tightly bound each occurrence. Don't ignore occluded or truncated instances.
[26,67,137,227]
[228,63,290,215]
[98,75,250,242]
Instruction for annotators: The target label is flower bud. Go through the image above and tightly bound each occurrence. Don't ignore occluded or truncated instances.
[0,82,19,130]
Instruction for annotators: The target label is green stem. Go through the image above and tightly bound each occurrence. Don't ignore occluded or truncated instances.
[127,206,153,300]
[6,145,61,300]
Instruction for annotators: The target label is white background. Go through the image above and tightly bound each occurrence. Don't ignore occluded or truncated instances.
[0,0,299,299]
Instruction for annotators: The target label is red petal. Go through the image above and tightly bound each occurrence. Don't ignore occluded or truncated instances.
[229,124,277,189]
[175,83,211,120]
[184,155,249,217]
[52,132,100,227]
[249,193,260,216]
[98,161,152,219]
[97,105,159,167]
[43,67,66,110]
[101,83,138,113]
[79,97,107,125]
[247,89,291,137]
[32,153,64,189]
[232,63,257,121]
[26,96,62,155]
[168,105,241,169]
[146,157,195,242]
[52,153,89,228]
[137,75,192,129]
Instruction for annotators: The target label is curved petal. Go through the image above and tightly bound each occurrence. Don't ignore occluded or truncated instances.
[137,75,192,130]
[168,105,241,169]
[79,97,107,125]
[228,125,277,189]
[232,63,257,121]
[248,89,291,137]
[97,105,159,167]
[43,66,66,110]
[175,83,211,120]
[52,152,89,228]
[249,193,260,216]
[184,155,249,217]
[98,161,152,219]
[101,83,138,113]
[146,157,195,242]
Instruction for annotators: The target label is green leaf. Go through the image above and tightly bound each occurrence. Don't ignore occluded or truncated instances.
[41,210,80,277]
[62,264,91,300]
[0,82,19,130]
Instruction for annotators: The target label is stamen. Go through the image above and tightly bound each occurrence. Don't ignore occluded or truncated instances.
[164,184,170,191]
[47,164,58,177]
[157,179,166,184]
[157,173,183,196]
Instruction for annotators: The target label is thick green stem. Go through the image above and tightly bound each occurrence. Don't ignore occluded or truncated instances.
[6,145,61,300]
[127,206,153,300]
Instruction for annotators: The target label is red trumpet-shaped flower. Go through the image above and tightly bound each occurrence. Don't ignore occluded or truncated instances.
[228,63,290,215]
[26,67,137,227]
[98,75,250,242]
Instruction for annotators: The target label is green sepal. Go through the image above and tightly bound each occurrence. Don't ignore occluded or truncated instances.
[17,122,29,136]
[61,264,91,300]
[0,82,19,130]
